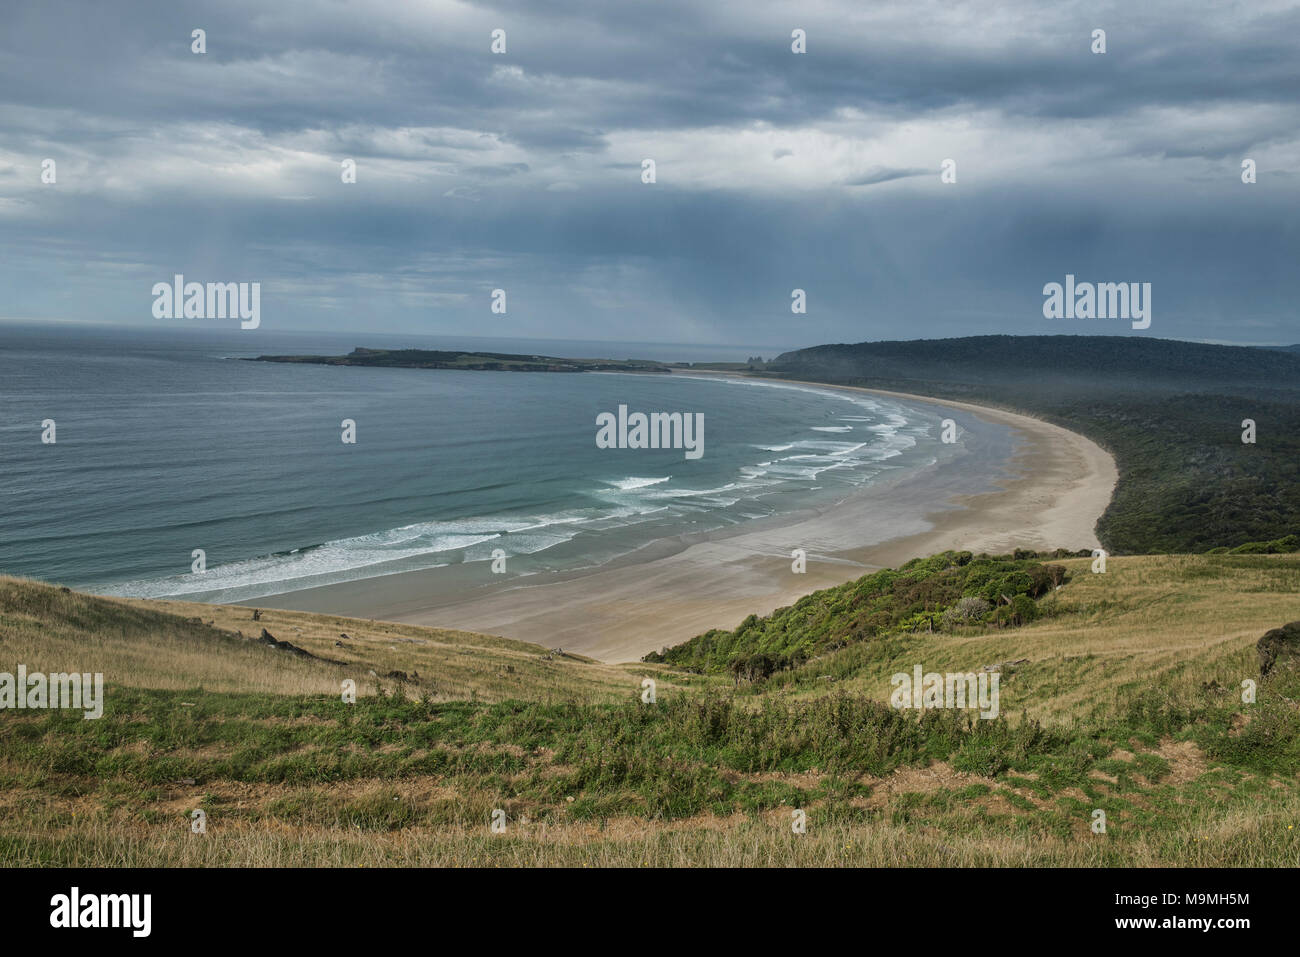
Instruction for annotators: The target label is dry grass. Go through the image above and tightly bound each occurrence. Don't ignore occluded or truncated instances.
[0,577,697,705]
[5,787,1297,867]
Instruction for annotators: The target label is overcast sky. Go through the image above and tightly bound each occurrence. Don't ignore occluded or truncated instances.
[1,0,1297,347]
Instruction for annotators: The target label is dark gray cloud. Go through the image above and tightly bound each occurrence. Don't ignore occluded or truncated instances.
[1,0,1297,346]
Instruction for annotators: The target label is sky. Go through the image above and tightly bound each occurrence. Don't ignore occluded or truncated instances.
[1,0,1297,349]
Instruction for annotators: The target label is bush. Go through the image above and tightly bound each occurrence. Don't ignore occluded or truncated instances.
[649,551,1067,671]
[1227,534,1300,555]
[940,596,990,630]
[1011,594,1039,624]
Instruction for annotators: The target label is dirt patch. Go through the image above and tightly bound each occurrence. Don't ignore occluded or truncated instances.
[1155,739,1208,786]
[725,770,824,790]
[860,762,986,808]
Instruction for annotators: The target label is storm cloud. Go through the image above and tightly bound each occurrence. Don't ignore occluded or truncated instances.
[1,0,1297,347]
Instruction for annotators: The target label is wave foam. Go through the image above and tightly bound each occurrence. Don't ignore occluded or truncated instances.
[604,476,671,491]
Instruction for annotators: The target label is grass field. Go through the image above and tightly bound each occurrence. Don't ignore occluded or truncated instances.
[1,553,1297,867]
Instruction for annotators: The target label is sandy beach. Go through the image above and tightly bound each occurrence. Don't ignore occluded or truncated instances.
[258,376,1118,663]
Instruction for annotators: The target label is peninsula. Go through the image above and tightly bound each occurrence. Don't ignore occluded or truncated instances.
[244,347,672,373]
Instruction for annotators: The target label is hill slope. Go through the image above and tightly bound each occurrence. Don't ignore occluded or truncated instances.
[0,576,666,704]
[646,550,1074,676]
[2,555,1298,866]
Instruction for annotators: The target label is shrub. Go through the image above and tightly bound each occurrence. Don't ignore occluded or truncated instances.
[1011,594,1039,624]
[940,596,990,630]
[649,551,1066,671]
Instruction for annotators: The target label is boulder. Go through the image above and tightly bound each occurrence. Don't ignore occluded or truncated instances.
[1258,621,1300,678]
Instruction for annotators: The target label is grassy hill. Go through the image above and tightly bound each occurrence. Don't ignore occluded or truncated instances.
[2,553,1298,867]
[0,576,680,704]
[764,335,1300,555]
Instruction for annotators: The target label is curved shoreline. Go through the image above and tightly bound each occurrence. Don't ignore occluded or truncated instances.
[738,373,1118,561]
[261,374,1118,663]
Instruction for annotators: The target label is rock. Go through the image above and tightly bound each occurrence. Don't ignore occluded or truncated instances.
[256,627,339,663]
[339,633,351,640]
[1258,621,1300,678]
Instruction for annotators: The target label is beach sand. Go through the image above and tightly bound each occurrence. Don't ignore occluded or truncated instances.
[260,379,1117,663]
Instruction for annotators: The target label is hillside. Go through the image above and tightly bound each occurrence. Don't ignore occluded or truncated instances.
[772,335,1300,393]
[2,554,1298,867]
[765,336,1300,554]
[0,576,680,704]
[646,550,1080,676]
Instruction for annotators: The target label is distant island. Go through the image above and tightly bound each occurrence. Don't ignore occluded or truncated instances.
[244,347,672,374]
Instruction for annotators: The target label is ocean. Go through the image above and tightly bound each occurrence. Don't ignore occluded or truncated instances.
[0,323,956,604]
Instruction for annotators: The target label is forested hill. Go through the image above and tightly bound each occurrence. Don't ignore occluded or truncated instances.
[772,335,1300,396]
[764,336,1300,555]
